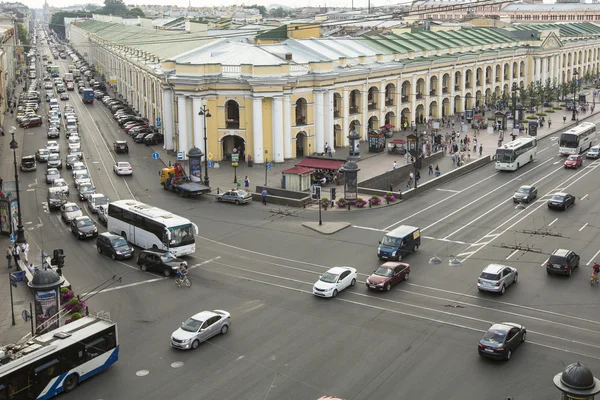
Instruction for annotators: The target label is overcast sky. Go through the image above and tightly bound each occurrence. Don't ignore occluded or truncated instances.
[27,0,385,11]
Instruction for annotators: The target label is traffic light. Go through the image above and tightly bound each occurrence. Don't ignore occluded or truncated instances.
[312,185,321,200]
[330,187,336,200]
[51,249,65,268]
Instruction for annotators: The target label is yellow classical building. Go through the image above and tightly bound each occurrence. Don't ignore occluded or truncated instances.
[70,19,600,163]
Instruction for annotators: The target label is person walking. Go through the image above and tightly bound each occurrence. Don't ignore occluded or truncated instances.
[0,176,3,191]
[261,188,267,205]
[415,170,421,185]
[244,176,249,189]
[12,244,20,267]
[479,144,483,156]
[6,245,12,269]
[563,114,567,123]
[434,165,441,177]
[393,161,398,170]
[389,183,394,193]
[548,118,552,129]
[407,177,413,189]
[21,242,29,264]
[428,164,433,175]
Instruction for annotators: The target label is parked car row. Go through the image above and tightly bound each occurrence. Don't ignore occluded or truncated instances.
[98,94,163,145]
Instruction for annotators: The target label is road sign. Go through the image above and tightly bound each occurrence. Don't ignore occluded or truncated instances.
[9,233,14,242]
[207,160,213,167]
[156,117,161,127]
[152,152,160,160]
[22,309,31,323]
[231,154,239,167]
[207,152,213,160]
[267,163,272,171]
[177,151,184,161]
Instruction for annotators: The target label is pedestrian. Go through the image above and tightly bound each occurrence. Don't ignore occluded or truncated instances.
[324,142,329,155]
[6,245,12,269]
[434,165,440,177]
[415,170,421,184]
[548,118,551,129]
[407,177,413,189]
[261,188,267,205]
[0,127,4,136]
[0,176,3,191]
[428,164,433,175]
[393,161,398,170]
[409,171,414,182]
[21,242,29,264]
[389,183,394,193]
[327,147,333,158]
[12,244,20,267]
[467,150,471,161]
[244,176,249,189]
[479,144,483,156]
[236,177,241,189]
[563,114,567,123]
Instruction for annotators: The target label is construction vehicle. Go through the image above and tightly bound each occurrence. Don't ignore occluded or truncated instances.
[159,162,210,197]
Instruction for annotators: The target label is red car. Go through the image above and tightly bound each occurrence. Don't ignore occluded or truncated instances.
[564,154,583,169]
[20,116,43,128]
[365,262,410,291]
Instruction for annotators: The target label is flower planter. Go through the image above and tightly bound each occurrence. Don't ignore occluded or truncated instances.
[354,200,367,208]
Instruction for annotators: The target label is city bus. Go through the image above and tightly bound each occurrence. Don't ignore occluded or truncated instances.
[558,122,597,155]
[495,137,538,171]
[107,199,198,257]
[0,314,118,399]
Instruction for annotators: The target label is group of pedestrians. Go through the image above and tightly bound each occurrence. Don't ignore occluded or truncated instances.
[6,242,29,269]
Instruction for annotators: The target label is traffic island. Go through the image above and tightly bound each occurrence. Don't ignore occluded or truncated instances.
[302,221,351,235]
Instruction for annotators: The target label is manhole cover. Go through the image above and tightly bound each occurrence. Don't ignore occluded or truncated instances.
[136,369,150,377]
[171,361,184,368]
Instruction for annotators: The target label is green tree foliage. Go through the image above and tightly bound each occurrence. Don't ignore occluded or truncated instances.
[17,23,29,50]
[245,4,267,17]
[125,7,145,18]
[49,11,91,38]
[270,7,291,18]
[99,0,127,16]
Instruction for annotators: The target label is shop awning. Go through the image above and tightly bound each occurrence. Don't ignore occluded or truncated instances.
[281,166,314,175]
[296,158,345,170]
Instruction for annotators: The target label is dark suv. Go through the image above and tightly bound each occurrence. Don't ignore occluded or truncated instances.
[546,249,580,276]
[96,232,134,260]
[136,249,183,277]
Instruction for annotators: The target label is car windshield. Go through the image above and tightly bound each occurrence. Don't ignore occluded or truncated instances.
[77,219,93,227]
[40,150,49,155]
[482,329,506,344]
[64,205,79,212]
[567,155,578,161]
[552,195,565,201]
[480,272,500,280]
[496,149,515,163]
[110,237,128,248]
[181,317,203,332]
[168,224,195,247]
[320,272,339,283]
[381,236,401,247]
[49,154,59,160]
[67,156,77,162]
[517,186,530,194]
[160,253,177,263]
[80,184,93,192]
[54,181,66,187]
[76,173,90,179]
[559,133,578,148]
[47,169,58,175]
[373,267,394,277]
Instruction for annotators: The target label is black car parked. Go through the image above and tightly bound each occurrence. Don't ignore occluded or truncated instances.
[96,232,134,260]
[136,249,183,277]
[144,133,164,145]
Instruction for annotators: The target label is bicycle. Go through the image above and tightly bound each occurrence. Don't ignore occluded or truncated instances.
[175,274,192,288]
[591,273,598,286]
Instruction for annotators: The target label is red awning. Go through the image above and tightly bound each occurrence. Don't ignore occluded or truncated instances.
[281,166,314,175]
[390,139,406,144]
[297,158,345,170]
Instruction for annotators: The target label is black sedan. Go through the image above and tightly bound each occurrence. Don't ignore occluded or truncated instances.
[513,185,537,203]
[136,249,184,277]
[547,192,575,210]
[70,216,98,240]
[134,132,151,143]
[143,133,164,145]
[478,322,526,361]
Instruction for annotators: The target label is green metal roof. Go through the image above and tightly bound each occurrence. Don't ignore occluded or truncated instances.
[511,22,600,37]
[256,25,287,41]
[72,19,215,60]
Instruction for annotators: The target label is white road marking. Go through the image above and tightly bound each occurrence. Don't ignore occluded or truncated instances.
[549,218,558,226]
[423,236,470,245]
[24,221,32,225]
[456,251,476,257]
[538,147,549,153]
[436,188,460,193]
[26,188,35,192]
[553,161,560,165]
[505,249,520,260]
[484,233,500,238]
[550,137,558,141]
[188,256,221,270]
[552,143,558,147]
[82,277,167,296]
[352,225,388,232]
[579,223,588,232]
[587,248,600,266]
[581,194,589,200]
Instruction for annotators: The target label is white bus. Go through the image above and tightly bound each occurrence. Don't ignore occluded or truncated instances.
[0,315,118,399]
[495,137,538,171]
[107,199,198,257]
[558,122,597,155]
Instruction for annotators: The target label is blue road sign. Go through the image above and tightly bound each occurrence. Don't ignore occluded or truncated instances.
[267,163,272,171]
[9,233,14,242]
[152,152,160,160]
[177,151,184,161]
[156,117,162,127]
[207,160,213,167]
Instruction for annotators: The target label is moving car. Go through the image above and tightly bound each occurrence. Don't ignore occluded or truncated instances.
[477,264,518,295]
[46,141,60,154]
[97,205,108,225]
[478,322,526,361]
[47,153,62,169]
[113,161,133,175]
[512,185,537,203]
[45,168,60,184]
[47,127,59,139]
[52,178,69,195]
[545,248,580,276]
[365,262,410,291]
[70,216,98,239]
[60,202,82,222]
[312,266,357,298]
[136,249,183,277]
[35,148,50,162]
[547,192,575,211]
[216,190,252,205]
[564,154,583,169]
[96,232,134,260]
[77,183,96,201]
[586,145,600,159]
[60,92,69,100]
[20,156,37,172]
[377,225,421,261]
[170,310,231,350]
[88,193,108,212]
[114,140,129,154]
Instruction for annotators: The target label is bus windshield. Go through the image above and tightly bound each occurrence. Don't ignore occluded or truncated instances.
[496,149,515,163]
[169,224,195,247]
[560,134,578,148]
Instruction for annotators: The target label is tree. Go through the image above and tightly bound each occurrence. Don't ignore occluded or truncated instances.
[245,4,267,17]
[270,7,290,18]
[125,7,145,18]
[49,11,92,38]
[99,0,127,16]
[17,23,29,50]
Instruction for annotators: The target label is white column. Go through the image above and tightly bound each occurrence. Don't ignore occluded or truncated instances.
[192,97,203,150]
[314,90,325,152]
[379,82,386,123]
[253,97,264,164]
[542,57,547,84]
[550,56,555,85]
[325,89,334,152]
[283,94,292,159]
[535,58,541,83]
[177,95,189,158]
[424,76,430,120]
[411,75,417,124]
[396,75,402,127]
[272,96,284,163]
[361,82,368,139]
[343,86,349,147]
[162,89,174,151]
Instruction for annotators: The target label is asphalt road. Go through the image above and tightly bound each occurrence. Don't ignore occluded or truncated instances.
[14,42,600,400]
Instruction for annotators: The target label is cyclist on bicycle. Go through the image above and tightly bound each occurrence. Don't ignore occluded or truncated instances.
[593,263,600,277]
[176,262,188,280]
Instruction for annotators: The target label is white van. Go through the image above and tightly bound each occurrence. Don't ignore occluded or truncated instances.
[66,117,77,131]
[49,98,59,109]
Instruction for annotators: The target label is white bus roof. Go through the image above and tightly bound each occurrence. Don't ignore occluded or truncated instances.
[498,136,536,150]
[0,316,115,376]
[110,199,191,228]
[562,122,596,135]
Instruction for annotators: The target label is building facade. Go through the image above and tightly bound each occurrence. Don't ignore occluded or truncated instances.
[0,14,16,125]
[70,20,600,163]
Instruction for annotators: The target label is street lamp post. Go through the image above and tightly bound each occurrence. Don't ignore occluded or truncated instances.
[197,100,211,187]
[9,126,26,244]
[572,70,579,122]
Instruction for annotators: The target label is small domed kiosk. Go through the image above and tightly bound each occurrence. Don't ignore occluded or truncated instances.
[553,362,600,400]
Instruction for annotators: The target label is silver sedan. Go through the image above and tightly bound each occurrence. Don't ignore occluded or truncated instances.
[45,168,60,184]
[170,310,231,350]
